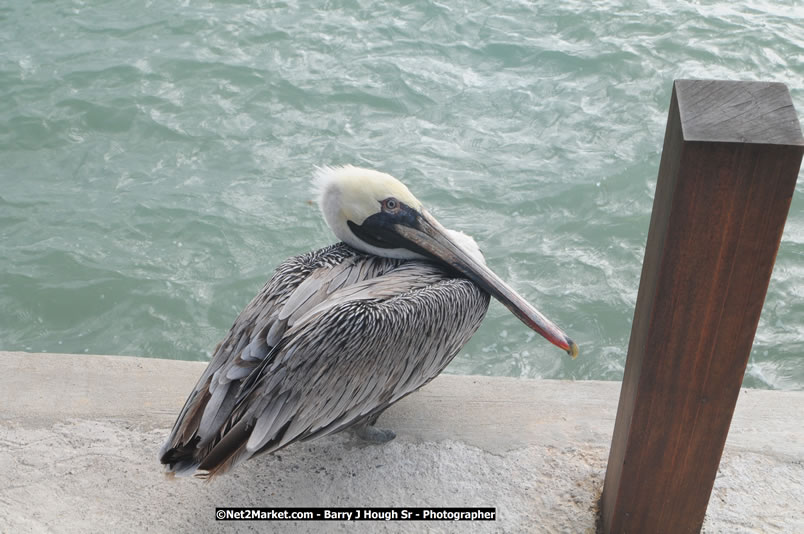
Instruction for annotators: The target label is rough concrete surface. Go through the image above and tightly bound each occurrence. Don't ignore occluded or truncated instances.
[0,351,802,533]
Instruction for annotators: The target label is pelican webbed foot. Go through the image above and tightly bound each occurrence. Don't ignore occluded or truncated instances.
[352,423,396,443]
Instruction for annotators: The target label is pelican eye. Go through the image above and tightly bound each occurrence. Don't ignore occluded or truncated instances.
[381,198,400,212]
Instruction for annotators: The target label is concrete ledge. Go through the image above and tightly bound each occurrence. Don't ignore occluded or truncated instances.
[1,351,802,533]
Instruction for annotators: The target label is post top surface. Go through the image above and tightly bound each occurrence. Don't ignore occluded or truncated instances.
[675,79,804,146]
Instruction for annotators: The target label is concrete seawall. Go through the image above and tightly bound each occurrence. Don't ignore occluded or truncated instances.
[1,351,802,533]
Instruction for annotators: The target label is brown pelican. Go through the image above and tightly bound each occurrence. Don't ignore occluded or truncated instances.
[159,165,578,478]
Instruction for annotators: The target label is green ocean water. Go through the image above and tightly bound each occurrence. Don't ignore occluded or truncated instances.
[1,1,802,389]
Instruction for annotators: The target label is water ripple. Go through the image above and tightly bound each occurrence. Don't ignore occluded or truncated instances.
[0,0,802,388]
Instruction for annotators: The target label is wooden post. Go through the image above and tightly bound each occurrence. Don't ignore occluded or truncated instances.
[600,80,803,534]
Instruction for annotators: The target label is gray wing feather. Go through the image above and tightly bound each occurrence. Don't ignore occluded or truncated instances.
[159,243,405,468]
[161,244,367,458]
[160,244,489,478]
[202,263,489,472]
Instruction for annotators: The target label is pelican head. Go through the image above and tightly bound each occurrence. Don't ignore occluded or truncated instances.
[314,165,579,358]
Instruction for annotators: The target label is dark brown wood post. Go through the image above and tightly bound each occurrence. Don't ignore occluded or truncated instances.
[600,80,803,534]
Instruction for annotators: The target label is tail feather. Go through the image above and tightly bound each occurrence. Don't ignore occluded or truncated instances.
[196,419,255,478]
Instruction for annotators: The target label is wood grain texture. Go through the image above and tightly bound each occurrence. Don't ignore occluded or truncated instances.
[676,79,804,145]
[600,80,803,534]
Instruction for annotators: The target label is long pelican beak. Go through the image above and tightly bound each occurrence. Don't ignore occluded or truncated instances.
[395,210,579,358]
